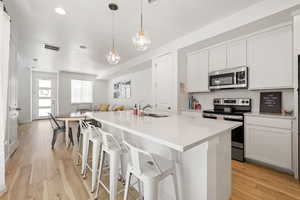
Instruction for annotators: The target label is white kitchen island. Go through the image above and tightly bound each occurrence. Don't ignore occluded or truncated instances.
[87,111,241,200]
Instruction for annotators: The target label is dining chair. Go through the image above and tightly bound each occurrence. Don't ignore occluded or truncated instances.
[48,113,74,149]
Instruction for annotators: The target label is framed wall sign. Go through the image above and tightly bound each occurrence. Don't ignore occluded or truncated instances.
[260,92,282,114]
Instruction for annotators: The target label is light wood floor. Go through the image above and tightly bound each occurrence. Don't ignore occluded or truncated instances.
[1,120,300,200]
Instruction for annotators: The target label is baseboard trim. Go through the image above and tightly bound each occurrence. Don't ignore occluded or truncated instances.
[245,158,294,175]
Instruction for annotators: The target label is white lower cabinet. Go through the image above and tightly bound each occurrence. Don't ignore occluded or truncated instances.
[245,116,292,170]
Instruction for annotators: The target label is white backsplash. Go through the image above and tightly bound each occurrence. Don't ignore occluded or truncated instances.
[189,89,294,113]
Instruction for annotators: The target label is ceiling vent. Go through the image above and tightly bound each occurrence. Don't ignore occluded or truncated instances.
[44,44,60,51]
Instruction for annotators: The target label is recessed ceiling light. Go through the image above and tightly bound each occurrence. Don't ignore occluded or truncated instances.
[55,7,66,15]
[148,0,158,4]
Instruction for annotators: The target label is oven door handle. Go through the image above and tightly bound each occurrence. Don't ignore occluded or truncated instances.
[223,117,243,122]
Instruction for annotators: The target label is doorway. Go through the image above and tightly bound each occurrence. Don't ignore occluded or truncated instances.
[32,72,58,120]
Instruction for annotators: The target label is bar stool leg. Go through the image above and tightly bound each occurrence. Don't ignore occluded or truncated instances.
[81,131,89,176]
[91,141,101,192]
[109,151,120,200]
[95,149,105,199]
[172,173,180,200]
[137,179,142,198]
[123,171,132,200]
[143,179,159,200]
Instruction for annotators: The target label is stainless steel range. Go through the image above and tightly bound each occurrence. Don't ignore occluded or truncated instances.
[203,98,251,162]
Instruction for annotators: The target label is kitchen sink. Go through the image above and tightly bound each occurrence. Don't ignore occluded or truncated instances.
[144,113,169,118]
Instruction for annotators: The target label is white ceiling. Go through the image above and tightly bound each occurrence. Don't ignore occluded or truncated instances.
[5,0,263,75]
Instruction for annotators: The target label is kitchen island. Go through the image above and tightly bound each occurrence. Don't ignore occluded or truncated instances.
[87,111,241,200]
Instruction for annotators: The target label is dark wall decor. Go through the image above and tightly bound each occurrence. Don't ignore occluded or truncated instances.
[260,91,282,114]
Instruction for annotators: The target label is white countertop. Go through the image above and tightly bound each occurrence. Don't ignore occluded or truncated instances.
[244,112,295,120]
[87,111,241,152]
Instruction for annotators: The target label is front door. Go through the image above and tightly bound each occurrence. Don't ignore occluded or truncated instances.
[32,72,57,120]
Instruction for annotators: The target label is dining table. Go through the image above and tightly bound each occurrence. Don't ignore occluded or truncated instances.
[56,112,88,146]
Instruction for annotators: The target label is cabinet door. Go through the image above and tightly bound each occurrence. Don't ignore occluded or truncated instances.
[209,44,227,72]
[186,50,209,92]
[245,125,292,170]
[247,26,293,89]
[227,39,247,68]
[153,53,175,111]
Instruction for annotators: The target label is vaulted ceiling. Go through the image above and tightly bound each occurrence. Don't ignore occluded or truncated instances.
[6,0,263,75]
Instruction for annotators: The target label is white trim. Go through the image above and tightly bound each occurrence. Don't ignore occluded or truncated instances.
[293,14,300,179]
[0,2,11,192]
[291,9,300,16]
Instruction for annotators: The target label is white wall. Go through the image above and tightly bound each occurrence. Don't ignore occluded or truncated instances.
[17,66,31,123]
[108,67,152,108]
[58,71,108,114]
[95,80,108,104]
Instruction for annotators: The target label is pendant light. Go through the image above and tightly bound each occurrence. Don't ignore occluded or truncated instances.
[106,3,121,65]
[132,0,151,51]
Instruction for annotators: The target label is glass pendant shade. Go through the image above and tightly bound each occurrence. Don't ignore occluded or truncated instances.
[106,48,120,65]
[133,0,151,51]
[107,4,120,65]
[132,31,151,51]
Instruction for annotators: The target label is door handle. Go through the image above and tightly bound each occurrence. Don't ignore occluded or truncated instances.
[9,107,21,111]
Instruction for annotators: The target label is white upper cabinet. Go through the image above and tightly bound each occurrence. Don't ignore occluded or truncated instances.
[247,26,293,90]
[227,39,247,68]
[209,44,227,72]
[186,50,209,93]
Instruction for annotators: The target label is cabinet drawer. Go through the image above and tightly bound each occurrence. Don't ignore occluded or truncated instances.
[245,116,292,130]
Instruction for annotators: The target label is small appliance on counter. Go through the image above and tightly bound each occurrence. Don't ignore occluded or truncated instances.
[209,66,248,90]
[188,96,202,111]
[203,98,252,162]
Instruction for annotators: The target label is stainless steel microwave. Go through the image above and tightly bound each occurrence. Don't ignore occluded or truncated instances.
[209,66,248,90]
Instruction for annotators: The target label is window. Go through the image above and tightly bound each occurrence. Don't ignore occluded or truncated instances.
[71,80,93,103]
[39,80,51,88]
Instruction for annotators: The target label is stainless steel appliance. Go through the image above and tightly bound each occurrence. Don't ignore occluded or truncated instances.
[209,66,248,90]
[203,98,251,162]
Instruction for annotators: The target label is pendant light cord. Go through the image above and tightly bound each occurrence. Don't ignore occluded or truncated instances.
[112,11,115,49]
[140,0,144,32]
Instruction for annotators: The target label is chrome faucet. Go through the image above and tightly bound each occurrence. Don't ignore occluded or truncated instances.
[142,104,152,111]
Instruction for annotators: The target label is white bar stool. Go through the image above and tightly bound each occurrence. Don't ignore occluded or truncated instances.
[123,141,179,200]
[79,120,102,192]
[94,127,126,200]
